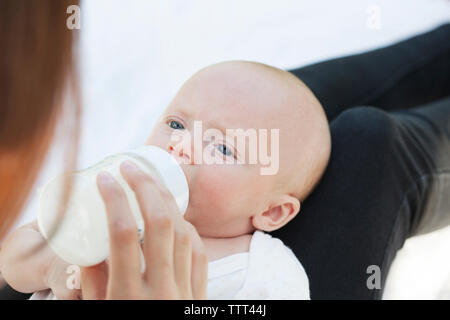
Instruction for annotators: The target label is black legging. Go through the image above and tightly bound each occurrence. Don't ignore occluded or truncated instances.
[271,23,450,299]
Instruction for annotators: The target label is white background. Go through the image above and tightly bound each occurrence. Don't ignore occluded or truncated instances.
[15,0,450,299]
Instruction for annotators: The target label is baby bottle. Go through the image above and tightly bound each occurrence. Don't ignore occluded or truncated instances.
[37,145,189,267]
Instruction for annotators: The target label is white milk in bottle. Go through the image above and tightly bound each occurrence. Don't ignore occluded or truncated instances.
[37,145,189,267]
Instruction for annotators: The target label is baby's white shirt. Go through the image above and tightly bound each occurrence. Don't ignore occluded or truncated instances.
[30,230,310,300]
[208,230,310,300]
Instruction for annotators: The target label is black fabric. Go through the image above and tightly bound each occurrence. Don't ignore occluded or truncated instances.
[271,23,450,299]
[0,284,31,300]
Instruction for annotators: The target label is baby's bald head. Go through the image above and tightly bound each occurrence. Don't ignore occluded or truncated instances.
[187,60,331,203]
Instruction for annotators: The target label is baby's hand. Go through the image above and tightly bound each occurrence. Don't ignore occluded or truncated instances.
[0,220,83,298]
[45,255,82,300]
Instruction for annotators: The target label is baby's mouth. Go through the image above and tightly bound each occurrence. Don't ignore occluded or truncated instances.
[178,163,191,191]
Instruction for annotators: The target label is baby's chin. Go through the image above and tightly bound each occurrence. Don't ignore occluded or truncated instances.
[182,207,208,233]
[182,209,219,237]
[182,207,194,223]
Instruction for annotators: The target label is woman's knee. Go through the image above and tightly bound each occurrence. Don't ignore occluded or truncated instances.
[330,106,398,153]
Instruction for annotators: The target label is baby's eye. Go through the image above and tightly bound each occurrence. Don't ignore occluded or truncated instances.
[168,120,184,130]
[217,144,234,157]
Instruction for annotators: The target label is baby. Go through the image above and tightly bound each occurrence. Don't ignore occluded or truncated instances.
[1,61,331,299]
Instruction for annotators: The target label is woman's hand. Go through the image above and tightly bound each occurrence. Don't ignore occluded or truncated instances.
[80,160,208,300]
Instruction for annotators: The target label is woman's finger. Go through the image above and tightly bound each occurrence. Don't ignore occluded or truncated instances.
[186,222,208,300]
[173,225,192,298]
[120,161,180,290]
[97,171,142,296]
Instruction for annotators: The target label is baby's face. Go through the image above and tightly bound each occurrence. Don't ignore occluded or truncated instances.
[145,62,328,237]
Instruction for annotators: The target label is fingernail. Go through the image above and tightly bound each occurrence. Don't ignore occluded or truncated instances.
[98,171,114,185]
[122,160,139,173]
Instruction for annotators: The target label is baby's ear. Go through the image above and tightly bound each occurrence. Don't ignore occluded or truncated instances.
[252,195,300,232]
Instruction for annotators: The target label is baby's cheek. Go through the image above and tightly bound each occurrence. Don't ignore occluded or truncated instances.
[196,167,232,202]
[195,167,242,213]
[189,166,255,237]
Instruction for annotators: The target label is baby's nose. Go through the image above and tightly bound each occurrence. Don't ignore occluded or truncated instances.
[168,142,193,165]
